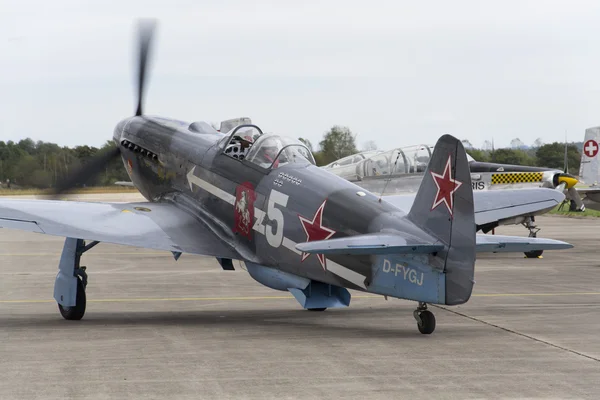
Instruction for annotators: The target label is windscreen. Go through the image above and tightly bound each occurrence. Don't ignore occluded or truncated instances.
[245,135,315,169]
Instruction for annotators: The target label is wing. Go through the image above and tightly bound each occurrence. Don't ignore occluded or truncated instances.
[295,232,571,255]
[474,234,572,253]
[575,187,600,194]
[0,199,239,258]
[383,188,564,227]
[572,187,600,211]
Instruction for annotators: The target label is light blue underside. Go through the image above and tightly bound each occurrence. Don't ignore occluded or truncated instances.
[368,255,446,304]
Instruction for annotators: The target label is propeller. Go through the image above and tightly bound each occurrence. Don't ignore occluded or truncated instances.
[51,20,156,196]
[554,132,578,190]
[135,19,156,117]
[563,132,569,174]
[53,147,122,194]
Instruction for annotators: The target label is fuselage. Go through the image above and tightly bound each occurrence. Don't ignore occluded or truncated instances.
[112,116,419,291]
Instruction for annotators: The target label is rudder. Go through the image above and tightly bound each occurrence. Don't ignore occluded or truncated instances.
[407,134,476,305]
[580,127,600,185]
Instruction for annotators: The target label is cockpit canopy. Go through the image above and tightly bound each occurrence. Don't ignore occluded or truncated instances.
[222,124,315,169]
[245,134,315,168]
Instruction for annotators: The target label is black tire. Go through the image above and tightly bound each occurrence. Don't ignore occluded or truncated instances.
[307,308,327,312]
[58,278,86,320]
[417,310,436,334]
[524,249,543,258]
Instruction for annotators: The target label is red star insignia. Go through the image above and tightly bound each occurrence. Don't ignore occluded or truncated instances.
[298,199,336,270]
[430,155,463,216]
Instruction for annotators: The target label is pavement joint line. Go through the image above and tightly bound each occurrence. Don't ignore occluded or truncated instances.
[433,304,600,363]
[1,292,600,304]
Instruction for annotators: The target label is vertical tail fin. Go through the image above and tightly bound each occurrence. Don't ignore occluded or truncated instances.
[580,127,600,185]
[408,134,476,305]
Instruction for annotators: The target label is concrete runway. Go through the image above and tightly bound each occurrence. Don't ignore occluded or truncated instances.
[1,200,600,399]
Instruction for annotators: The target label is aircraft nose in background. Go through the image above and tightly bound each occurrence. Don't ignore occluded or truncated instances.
[555,173,578,189]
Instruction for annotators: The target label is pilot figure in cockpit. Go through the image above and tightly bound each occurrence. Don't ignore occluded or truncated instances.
[252,136,290,168]
[254,144,281,168]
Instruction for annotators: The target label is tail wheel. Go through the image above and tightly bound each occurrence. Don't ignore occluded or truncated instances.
[58,278,86,320]
[417,310,436,334]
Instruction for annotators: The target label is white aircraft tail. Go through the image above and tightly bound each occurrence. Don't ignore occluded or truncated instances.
[579,127,600,185]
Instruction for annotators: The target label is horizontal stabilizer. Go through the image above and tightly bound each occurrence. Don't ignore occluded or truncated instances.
[295,233,444,255]
[475,234,572,253]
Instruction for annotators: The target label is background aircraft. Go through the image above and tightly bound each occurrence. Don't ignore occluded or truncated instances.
[575,126,600,211]
[0,21,572,334]
[322,143,579,257]
[322,143,579,196]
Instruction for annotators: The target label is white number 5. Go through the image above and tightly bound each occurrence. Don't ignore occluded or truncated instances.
[265,189,289,248]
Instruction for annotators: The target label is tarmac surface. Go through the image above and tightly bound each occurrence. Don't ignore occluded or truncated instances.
[0,194,600,399]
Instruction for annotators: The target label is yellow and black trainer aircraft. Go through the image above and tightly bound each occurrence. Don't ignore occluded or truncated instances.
[0,21,572,334]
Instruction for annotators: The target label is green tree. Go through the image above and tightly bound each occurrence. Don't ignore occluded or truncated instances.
[17,138,36,155]
[312,151,327,166]
[98,140,129,185]
[318,125,358,165]
[0,137,129,189]
[536,142,580,172]
[298,138,313,153]
[466,149,490,162]
[73,145,98,162]
[490,148,535,166]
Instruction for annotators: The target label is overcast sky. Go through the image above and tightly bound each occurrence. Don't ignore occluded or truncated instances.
[2,0,600,150]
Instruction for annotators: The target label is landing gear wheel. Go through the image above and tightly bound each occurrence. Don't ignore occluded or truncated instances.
[413,302,435,334]
[58,278,86,320]
[307,308,327,312]
[524,249,543,258]
[416,310,436,334]
[523,218,543,258]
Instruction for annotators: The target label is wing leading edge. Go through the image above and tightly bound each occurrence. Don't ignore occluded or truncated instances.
[0,199,239,259]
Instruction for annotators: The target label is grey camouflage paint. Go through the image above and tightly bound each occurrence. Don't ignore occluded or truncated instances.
[112,118,481,304]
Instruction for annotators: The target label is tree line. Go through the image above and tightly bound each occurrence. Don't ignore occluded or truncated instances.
[308,126,583,173]
[0,129,583,189]
[465,144,581,172]
[0,139,128,189]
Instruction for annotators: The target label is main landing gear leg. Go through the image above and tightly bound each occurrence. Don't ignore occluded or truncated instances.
[53,238,99,320]
[413,302,436,334]
[522,217,543,259]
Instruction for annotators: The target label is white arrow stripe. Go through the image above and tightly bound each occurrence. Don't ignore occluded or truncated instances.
[187,166,367,287]
[187,167,235,205]
[282,237,302,255]
[326,260,367,289]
